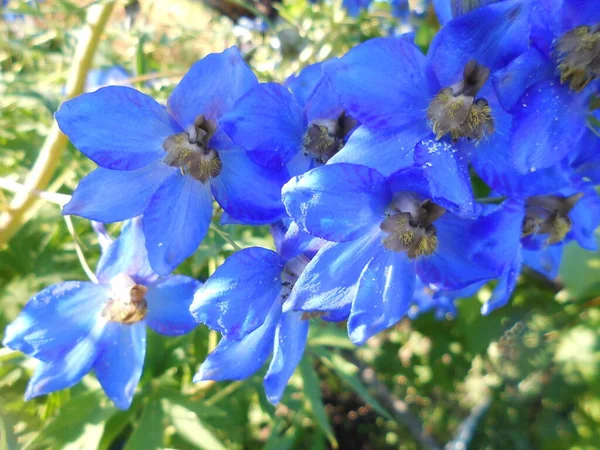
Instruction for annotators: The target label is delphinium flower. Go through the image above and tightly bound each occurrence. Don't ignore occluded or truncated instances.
[408,278,484,320]
[57,47,289,275]
[189,220,326,404]
[220,62,358,178]
[84,65,131,92]
[281,161,518,345]
[2,219,199,409]
[491,0,600,173]
[321,0,530,179]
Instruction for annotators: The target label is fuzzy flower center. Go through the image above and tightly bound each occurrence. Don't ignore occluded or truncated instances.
[522,193,583,245]
[380,193,446,258]
[162,115,222,183]
[102,273,148,324]
[554,25,600,92]
[427,60,494,142]
[302,111,356,164]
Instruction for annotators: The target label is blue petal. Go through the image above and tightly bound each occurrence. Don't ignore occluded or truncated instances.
[96,218,156,285]
[263,311,309,404]
[190,247,284,340]
[220,83,307,168]
[278,221,326,261]
[348,251,415,345]
[522,244,562,279]
[167,47,258,128]
[343,0,372,16]
[94,322,146,410]
[211,148,288,224]
[285,62,324,108]
[568,186,600,251]
[282,163,391,242]
[24,320,106,400]
[510,80,589,173]
[284,230,383,313]
[481,250,522,315]
[145,275,200,336]
[427,0,531,87]
[560,0,600,31]
[194,302,281,382]
[304,77,344,124]
[143,174,213,276]
[63,162,174,223]
[571,127,600,184]
[3,282,107,361]
[433,0,452,25]
[323,37,431,129]
[327,123,429,178]
[55,87,179,171]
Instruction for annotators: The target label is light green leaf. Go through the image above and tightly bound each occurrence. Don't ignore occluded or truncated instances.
[124,398,164,450]
[560,240,600,299]
[308,323,354,349]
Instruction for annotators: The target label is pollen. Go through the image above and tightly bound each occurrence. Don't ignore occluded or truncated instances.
[302,111,356,164]
[521,193,583,246]
[554,25,600,91]
[102,284,148,324]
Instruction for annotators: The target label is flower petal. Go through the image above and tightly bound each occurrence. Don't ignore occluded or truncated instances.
[63,162,173,223]
[191,247,284,340]
[144,174,213,276]
[96,218,156,285]
[348,251,415,345]
[481,250,522,315]
[323,37,431,129]
[282,163,391,242]
[220,83,307,168]
[145,275,200,336]
[194,302,281,382]
[55,87,179,171]
[211,148,288,224]
[263,311,309,404]
[3,282,107,361]
[94,322,146,410]
[168,47,258,128]
[568,186,600,251]
[285,62,325,108]
[522,244,562,279]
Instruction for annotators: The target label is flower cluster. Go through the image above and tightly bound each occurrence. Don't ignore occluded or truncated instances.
[4,0,599,408]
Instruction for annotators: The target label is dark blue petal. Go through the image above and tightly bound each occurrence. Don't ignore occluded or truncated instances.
[284,62,325,109]
[24,320,106,400]
[560,0,600,31]
[323,37,431,129]
[282,163,391,242]
[220,83,307,168]
[481,250,522,315]
[348,251,415,345]
[96,218,156,285]
[263,311,309,404]
[194,302,281,382]
[327,123,429,177]
[211,148,288,224]
[522,244,562,279]
[168,47,258,128]
[427,0,531,87]
[145,275,200,336]
[56,87,179,171]
[3,282,106,361]
[63,162,173,223]
[190,247,284,340]
[510,80,589,173]
[144,174,213,275]
[571,127,600,184]
[94,322,146,410]
[284,231,383,313]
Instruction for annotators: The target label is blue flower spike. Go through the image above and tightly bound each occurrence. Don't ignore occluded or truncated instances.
[57,47,288,275]
[2,219,200,409]
[190,221,327,404]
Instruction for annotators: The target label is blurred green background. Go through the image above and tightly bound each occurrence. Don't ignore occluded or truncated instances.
[1,1,600,449]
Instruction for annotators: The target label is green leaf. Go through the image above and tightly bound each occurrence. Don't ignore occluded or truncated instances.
[124,398,164,450]
[560,240,600,299]
[308,322,354,350]
[263,419,300,450]
[161,398,227,450]
[298,356,338,449]
[313,348,394,421]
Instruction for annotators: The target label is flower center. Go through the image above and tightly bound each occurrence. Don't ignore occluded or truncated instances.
[522,193,583,245]
[102,273,148,324]
[554,25,600,91]
[302,111,356,164]
[380,193,446,258]
[280,254,310,300]
[162,115,222,183]
[427,60,494,142]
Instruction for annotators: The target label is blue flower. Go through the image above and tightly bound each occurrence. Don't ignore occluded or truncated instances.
[491,0,600,173]
[2,219,199,409]
[321,1,530,179]
[408,278,483,320]
[220,63,357,178]
[85,66,132,92]
[57,47,289,275]
[281,162,514,345]
[190,221,325,404]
